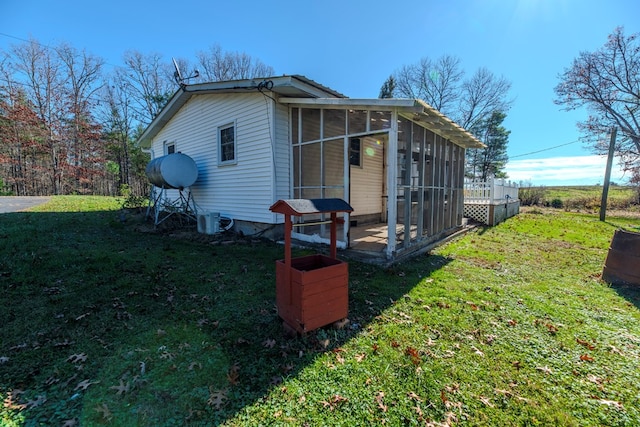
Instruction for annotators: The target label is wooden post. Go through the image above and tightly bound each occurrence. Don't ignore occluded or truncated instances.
[330,212,337,259]
[600,127,617,222]
[284,215,292,303]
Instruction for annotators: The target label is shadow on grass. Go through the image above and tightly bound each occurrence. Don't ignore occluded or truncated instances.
[609,283,640,311]
[0,210,452,425]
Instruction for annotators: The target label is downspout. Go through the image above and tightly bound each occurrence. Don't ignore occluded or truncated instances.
[269,96,278,225]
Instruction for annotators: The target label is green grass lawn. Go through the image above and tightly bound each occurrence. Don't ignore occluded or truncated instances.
[1,196,640,426]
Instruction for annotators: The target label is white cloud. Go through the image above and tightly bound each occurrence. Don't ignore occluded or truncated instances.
[505,155,628,186]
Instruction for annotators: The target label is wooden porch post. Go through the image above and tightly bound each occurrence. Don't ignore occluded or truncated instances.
[330,212,337,259]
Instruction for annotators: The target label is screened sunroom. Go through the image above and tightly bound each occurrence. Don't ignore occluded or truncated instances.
[279,98,484,263]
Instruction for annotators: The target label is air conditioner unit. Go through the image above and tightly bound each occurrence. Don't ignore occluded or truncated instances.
[197,212,220,234]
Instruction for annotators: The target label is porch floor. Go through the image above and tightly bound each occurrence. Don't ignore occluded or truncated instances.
[348,223,389,253]
[348,223,420,253]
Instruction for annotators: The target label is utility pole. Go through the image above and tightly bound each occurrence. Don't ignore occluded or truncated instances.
[600,127,617,222]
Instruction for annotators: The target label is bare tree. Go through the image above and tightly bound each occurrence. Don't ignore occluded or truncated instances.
[395,55,464,116]
[195,44,274,82]
[121,50,175,126]
[458,67,512,130]
[10,38,66,194]
[391,54,513,177]
[57,43,105,193]
[554,27,640,181]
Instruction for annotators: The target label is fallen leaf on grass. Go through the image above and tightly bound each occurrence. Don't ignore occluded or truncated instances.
[67,353,87,364]
[188,361,202,371]
[159,351,175,360]
[3,389,26,410]
[536,366,553,375]
[109,379,130,395]
[587,374,603,385]
[479,396,494,407]
[592,397,624,409]
[405,347,421,365]
[321,394,348,411]
[608,345,624,356]
[407,391,423,402]
[94,403,112,420]
[26,395,47,409]
[507,319,517,327]
[577,338,595,350]
[545,323,558,334]
[580,354,594,362]
[355,353,366,362]
[227,364,240,385]
[208,388,227,410]
[375,391,387,412]
[75,379,99,390]
[471,346,484,357]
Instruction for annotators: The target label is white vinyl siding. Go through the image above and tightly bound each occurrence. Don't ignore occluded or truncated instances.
[273,102,291,202]
[150,92,279,224]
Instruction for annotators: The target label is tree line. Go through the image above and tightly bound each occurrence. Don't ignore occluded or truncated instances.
[0,39,273,197]
[379,55,513,180]
[2,27,636,197]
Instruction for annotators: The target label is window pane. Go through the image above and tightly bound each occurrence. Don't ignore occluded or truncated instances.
[323,109,345,138]
[301,143,321,187]
[324,138,344,187]
[349,138,361,166]
[348,110,367,134]
[301,108,320,142]
[220,125,235,162]
[293,145,300,188]
[370,111,391,131]
[291,108,299,144]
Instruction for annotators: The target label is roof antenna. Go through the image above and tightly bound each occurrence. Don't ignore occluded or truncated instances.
[172,58,200,87]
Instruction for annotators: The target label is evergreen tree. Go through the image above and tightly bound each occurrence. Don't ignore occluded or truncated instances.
[467,111,510,180]
[378,75,396,98]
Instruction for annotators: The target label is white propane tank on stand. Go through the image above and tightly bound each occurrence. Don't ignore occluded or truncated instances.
[145,153,199,225]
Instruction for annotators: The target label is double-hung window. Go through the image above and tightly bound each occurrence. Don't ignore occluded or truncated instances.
[218,123,236,165]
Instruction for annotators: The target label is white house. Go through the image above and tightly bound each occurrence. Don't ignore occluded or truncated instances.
[138,75,484,264]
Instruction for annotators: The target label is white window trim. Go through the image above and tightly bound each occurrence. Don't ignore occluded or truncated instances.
[164,141,176,155]
[218,121,237,166]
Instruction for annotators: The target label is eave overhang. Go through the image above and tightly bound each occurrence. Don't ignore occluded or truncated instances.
[279,97,485,149]
[137,75,346,149]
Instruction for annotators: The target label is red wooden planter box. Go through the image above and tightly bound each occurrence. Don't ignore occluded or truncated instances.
[275,254,349,333]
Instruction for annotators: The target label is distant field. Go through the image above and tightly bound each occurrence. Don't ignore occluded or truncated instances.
[520,185,639,211]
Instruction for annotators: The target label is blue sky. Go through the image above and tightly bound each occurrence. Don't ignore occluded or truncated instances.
[1,0,637,186]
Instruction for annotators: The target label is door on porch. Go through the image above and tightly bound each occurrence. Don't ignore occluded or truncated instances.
[348,134,387,225]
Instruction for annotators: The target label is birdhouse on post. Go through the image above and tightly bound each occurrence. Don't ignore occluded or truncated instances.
[269,198,353,333]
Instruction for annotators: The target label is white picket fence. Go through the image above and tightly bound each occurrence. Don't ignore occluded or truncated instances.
[464,177,519,204]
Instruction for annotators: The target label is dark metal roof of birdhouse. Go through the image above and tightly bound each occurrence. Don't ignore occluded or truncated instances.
[269,198,354,216]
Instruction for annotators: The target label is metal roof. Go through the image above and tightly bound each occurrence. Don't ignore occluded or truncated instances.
[270,198,354,216]
[138,75,345,148]
[137,75,483,150]
[279,97,485,149]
